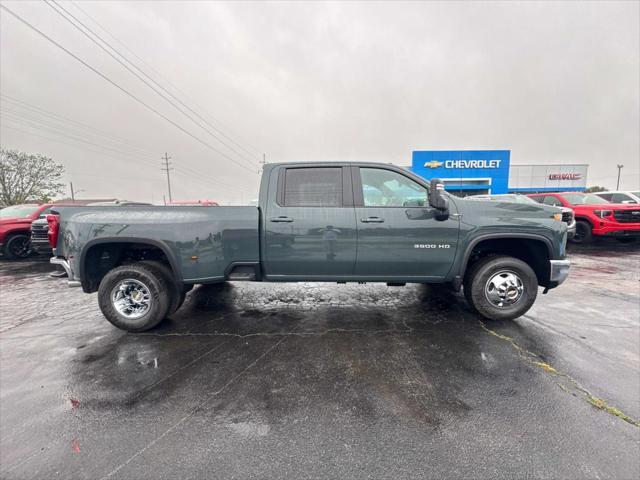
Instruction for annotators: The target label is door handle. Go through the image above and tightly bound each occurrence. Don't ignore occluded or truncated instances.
[270,216,294,223]
[360,217,384,223]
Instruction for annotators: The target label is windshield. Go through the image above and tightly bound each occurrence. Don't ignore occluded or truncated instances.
[631,192,640,198]
[0,205,40,218]
[561,193,610,205]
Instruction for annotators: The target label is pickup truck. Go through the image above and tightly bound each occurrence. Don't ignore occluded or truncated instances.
[48,162,571,332]
[0,203,56,259]
[528,192,640,243]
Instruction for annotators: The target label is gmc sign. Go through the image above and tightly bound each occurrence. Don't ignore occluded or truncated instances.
[549,173,582,181]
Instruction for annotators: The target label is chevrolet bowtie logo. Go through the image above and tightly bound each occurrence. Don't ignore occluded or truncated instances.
[424,161,443,168]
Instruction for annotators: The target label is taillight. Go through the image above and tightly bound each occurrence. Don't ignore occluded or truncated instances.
[46,214,60,248]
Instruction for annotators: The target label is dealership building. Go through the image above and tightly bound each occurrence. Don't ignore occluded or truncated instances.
[410,150,588,197]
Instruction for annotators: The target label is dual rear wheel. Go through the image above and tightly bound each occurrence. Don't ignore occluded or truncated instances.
[97,261,186,332]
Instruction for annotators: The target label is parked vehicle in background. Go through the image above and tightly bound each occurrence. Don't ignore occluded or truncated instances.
[469,194,576,239]
[593,191,640,204]
[528,192,640,243]
[168,200,219,206]
[0,204,54,259]
[31,200,152,255]
[48,162,570,332]
[86,200,152,206]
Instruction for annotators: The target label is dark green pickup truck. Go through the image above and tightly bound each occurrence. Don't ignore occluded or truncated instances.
[49,162,570,331]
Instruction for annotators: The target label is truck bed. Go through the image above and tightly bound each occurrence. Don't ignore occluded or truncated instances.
[54,206,259,284]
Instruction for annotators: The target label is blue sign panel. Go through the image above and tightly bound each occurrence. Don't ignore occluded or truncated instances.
[412,150,511,194]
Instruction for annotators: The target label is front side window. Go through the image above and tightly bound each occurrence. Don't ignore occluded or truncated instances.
[543,196,562,207]
[283,167,342,207]
[360,168,427,207]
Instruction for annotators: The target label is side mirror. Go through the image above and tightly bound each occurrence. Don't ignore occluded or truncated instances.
[429,179,450,221]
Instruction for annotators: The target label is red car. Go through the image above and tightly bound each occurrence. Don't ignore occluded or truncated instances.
[0,204,54,259]
[528,192,640,243]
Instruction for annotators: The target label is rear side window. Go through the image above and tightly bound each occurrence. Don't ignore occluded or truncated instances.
[597,193,613,201]
[283,167,343,207]
[529,196,544,204]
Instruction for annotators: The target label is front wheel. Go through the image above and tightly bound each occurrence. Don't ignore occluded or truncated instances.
[3,234,32,260]
[463,256,538,321]
[98,263,172,332]
[571,220,593,244]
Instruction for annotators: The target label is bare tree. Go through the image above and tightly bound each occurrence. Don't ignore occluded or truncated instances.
[584,186,608,193]
[0,149,65,205]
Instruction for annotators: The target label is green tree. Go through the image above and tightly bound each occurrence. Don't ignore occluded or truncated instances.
[584,186,607,193]
[0,149,65,205]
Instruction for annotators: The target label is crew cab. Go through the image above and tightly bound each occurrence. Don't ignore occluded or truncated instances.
[0,203,57,259]
[528,192,640,243]
[48,162,570,332]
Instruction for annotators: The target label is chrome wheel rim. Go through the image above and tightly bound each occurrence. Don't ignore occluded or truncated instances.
[111,279,152,319]
[484,270,524,308]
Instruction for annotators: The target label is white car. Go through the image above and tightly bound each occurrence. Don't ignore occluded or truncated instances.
[593,191,640,204]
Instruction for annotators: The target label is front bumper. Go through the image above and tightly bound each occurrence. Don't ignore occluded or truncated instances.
[549,259,571,286]
[592,221,640,236]
[600,230,640,238]
[50,257,81,287]
[31,239,52,254]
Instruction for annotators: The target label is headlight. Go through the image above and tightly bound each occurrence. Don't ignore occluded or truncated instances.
[553,213,562,221]
[593,210,613,218]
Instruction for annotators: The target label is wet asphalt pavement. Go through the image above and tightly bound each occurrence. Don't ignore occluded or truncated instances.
[0,241,639,479]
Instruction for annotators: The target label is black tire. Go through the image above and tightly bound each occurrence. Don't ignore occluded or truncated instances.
[98,263,171,332]
[571,220,593,244]
[3,234,32,260]
[138,260,184,314]
[463,255,538,321]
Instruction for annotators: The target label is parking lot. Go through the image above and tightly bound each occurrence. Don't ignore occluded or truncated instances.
[0,241,638,479]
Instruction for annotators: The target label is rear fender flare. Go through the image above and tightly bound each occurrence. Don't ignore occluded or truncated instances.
[79,237,182,288]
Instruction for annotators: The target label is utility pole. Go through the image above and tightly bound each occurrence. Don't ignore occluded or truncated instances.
[616,164,624,190]
[161,153,173,203]
[70,182,75,203]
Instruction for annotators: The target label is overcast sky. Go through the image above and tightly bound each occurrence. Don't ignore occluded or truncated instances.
[1,0,638,203]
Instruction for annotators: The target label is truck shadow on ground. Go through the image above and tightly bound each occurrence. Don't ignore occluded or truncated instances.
[68,281,553,430]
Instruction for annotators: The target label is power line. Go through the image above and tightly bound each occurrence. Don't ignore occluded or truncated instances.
[44,0,259,169]
[1,110,160,165]
[0,121,236,192]
[69,0,263,159]
[0,3,256,174]
[1,94,157,155]
[0,96,239,190]
[1,104,157,159]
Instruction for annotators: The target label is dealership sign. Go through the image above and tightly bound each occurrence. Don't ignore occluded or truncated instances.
[548,173,582,181]
[413,150,511,194]
[509,164,588,191]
